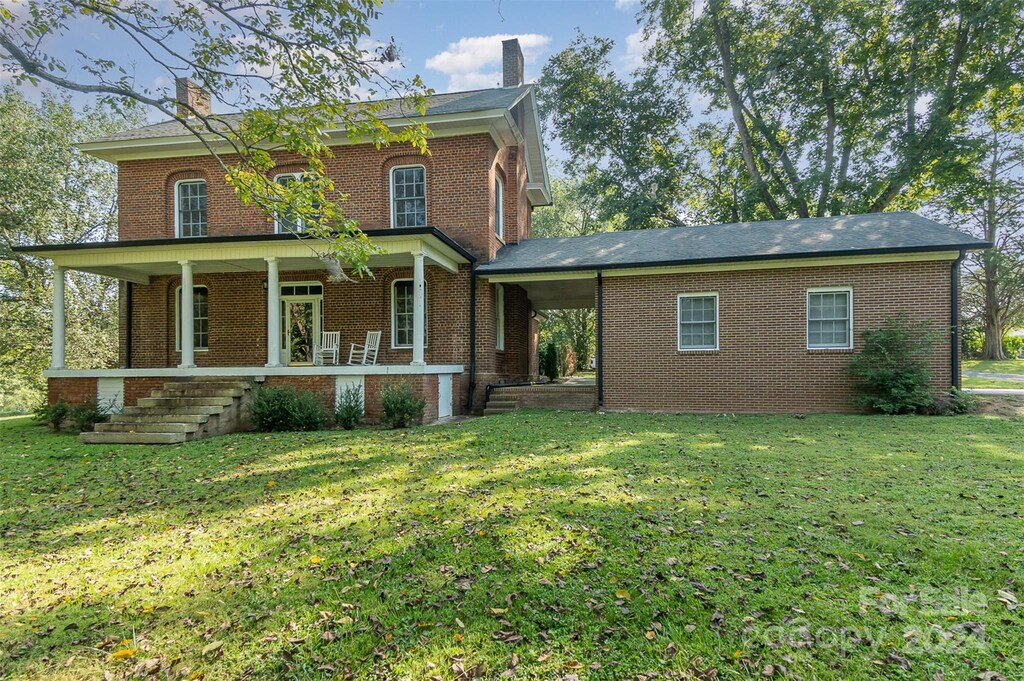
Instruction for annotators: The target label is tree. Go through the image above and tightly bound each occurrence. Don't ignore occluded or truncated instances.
[0,88,144,411]
[538,33,694,230]
[932,94,1024,360]
[0,0,431,274]
[647,0,1024,218]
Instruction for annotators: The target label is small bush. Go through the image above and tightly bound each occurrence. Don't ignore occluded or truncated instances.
[68,399,109,433]
[926,387,980,416]
[34,399,70,432]
[380,382,425,429]
[1003,335,1024,359]
[335,384,363,430]
[848,316,939,414]
[248,386,327,432]
[540,342,560,381]
[962,326,984,359]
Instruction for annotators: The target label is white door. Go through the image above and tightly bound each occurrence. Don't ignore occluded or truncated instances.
[437,374,453,419]
[280,295,322,365]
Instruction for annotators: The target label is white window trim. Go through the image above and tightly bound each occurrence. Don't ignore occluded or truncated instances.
[389,164,427,229]
[391,278,427,349]
[495,175,504,241]
[278,281,324,362]
[677,292,719,352]
[273,172,309,234]
[806,286,854,350]
[496,283,505,351]
[174,178,207,238]
[174,285,209,352]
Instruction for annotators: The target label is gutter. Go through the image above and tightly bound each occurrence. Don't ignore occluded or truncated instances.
[596,271,604,407]
[467,265,477,412]
[951,250,967,390]
[125,282,133,369]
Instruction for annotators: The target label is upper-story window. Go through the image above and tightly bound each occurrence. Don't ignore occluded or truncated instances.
[175,179,207,238]
[391,166,426,228]
[494,175,504,240]
[274,173,318,233]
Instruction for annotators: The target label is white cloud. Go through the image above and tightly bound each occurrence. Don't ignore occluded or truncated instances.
[426,33,551,92]
[615,0,641,8]
[622,29,656,71]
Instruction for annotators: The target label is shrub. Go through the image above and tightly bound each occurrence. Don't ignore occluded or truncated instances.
[380,382,425,428]
[540,342,560,381]
[248,386,327,432]
[335,384,363,430]
[287,390,328,431]
[34,399,70,432]
[1003,335,1024,359]
[925,387,980,416]
[848,316,939,414]
[961,326,984,359]
[68,399,109,433]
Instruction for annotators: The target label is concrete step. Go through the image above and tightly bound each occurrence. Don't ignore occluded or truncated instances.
[94,422,200,434]
[486,399,519,408]
[151,388,244,398]
[122,405,225,416]
[483,407,517,416]
[110,413,210,424]
[81,431,188,445]
[137,396,236,408]
[163,380,253,392]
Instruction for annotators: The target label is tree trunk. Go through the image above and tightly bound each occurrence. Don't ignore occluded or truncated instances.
[981,272,1006,361]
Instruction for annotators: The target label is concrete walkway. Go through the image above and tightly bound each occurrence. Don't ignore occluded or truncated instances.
[964,370,1024,382]
[964,387,1024,396]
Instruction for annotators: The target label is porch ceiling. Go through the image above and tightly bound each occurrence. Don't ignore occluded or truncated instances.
[487,274,595,310]
[17,229,470,283]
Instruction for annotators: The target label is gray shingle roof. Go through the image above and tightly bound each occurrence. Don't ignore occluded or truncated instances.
[478,212,989,274]
[84,86,532,144]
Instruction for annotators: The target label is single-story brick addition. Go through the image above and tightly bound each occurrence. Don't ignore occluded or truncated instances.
[15,40,990,440]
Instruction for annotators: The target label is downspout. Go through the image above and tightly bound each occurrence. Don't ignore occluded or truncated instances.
[950,250,966,390]
[125,281,133,369]
[467,265,477,412]
[596,271,604,407]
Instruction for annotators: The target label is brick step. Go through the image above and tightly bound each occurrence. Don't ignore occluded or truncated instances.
[486,399,519,408]
[81,431,188,445]
[150,388,244,398]
[162,380,253,392]
[483,407,517,416]
[94,422,201,434]
[137,396,236,408]
[110,413,211,424]
[122,405,225,417]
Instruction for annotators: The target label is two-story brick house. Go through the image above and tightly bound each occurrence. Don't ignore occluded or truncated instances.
[19,39,989,443]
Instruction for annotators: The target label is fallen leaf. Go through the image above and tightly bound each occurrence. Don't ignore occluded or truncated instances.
[108,648,137,662]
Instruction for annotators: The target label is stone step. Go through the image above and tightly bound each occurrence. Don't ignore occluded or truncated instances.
[483,407,516,416]
[137,396,236,408]
[163,380,253,392]
[81,431,188,445]
[486,399,519,408]
[94,422,201,434]
[151,388,244,398]
[110,413,210,424]
[122,405,225,416]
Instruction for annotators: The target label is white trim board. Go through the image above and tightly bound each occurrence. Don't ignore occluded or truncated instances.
[45,364,464,379]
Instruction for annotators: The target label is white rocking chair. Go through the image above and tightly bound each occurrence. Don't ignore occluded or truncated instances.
[313,331,340,366]
[348,331,381,366]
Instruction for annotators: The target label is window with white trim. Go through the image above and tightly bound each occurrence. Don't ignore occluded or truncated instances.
[495,284,505,351]
[807,288,853,349]
[677,293,718,351]
[175,286,209,351]
[494,175,504,240]
[392,279,427,348]
[175,179,207,237]
[391,166,426,227]
[273,173,318,233]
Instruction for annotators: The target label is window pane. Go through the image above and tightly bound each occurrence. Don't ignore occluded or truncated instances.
[678,296,717,349]
[178,287,208,350]
[808,291,850,347]
[177,181,207,237]
[393,167,426,227]
[393,280,427,347]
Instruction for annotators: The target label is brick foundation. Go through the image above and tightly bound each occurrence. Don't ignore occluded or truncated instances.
[48,378,97,406]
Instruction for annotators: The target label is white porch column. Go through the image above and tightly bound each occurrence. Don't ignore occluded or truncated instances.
[50,265,66,369]
[411,251,426,366]
[265,257,282,367]
[178,260,195,368]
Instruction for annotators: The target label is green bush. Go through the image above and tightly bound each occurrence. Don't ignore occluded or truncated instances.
[287,390,328,431]
[68,399,109,433]
[962,326,984,359]
[335,384,363,430]
[34,399,70,432]
[380,382,425,429]
[540,342,560,381]
[248,386,327,432]
[848,316,939,414]
[926,387,980,416]
[1003,335,1024,359]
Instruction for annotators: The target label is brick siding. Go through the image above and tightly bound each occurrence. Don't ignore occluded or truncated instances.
[601,260,954,414]
[48,378,97,406]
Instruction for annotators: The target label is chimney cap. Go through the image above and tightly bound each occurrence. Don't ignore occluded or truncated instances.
[502,38,524,88]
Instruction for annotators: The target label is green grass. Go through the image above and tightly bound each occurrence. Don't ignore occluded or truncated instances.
[963,359,1024,376]
[2,412,1023,680]
[963,376,1024,389]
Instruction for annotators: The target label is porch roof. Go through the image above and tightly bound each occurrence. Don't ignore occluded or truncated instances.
[13,227,474,283]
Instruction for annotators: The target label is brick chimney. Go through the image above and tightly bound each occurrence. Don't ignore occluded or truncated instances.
[502,38,524,87]
[175,77,211,118]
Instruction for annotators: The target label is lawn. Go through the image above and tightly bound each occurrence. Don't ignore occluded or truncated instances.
[962,376,1024,389]
[2,411,1023,680]
[963,359,1024,376]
